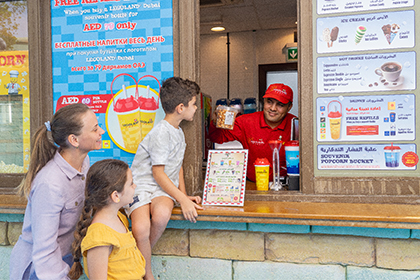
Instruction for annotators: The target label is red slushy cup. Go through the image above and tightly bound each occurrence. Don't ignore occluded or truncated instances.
[138,95,159,138]
[114,95,142,152]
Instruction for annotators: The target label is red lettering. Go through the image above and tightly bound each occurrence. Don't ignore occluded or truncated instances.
[55,0,80,6]
[83,23,102,31]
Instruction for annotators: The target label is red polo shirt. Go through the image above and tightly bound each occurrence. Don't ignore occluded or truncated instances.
[209,111,296,182]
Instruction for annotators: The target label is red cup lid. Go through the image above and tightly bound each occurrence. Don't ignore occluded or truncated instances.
[328,111,342,118]
[285,140,299,146]
[254,158,270,165]
[114,95,139,112]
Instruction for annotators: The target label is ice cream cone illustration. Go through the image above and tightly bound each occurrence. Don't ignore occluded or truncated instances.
[114,85,142,152]
[355,26,366,44]
[328,101,342,140]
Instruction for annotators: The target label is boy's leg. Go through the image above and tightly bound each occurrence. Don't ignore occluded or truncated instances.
[130,204,154,280]
[149,196,174,248]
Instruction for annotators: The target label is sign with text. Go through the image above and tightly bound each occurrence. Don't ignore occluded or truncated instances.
[317,52,416,94]
[51,0,173,164]
[203,150,248,207]
[318,144,417,170]
[317,0,414,15]
[316,94,415,142]
[317,10,414,54]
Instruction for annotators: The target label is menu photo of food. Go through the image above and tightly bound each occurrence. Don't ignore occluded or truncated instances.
[317,10,414,54]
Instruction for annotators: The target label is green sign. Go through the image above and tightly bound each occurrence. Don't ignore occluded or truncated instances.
[287,47,298,61]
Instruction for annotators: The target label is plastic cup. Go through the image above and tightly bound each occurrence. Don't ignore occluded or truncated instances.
[138,96,159,139]
[329,117,341,140]
[285,140,299,175]
[254,158,270,191]
[114,95,142,152]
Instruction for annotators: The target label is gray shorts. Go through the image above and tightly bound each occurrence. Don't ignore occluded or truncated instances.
[124,186,175,217]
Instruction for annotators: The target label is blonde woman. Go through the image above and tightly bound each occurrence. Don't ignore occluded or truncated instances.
[10,103,105,280]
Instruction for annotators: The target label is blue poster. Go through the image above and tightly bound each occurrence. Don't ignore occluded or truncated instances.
[51,0,173,164]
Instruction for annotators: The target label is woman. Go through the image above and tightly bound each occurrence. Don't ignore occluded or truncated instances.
[10,103,105,280]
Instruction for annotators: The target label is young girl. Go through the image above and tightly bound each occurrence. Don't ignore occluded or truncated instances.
[68,159,145,280]
[10,103,105,280]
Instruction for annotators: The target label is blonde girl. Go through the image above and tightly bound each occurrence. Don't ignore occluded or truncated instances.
[68,159,145,280]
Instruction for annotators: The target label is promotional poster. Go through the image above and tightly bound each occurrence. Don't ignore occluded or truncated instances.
[51,0,173,164]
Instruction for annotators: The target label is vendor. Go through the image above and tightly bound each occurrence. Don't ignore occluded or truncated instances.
[209,83,296,182]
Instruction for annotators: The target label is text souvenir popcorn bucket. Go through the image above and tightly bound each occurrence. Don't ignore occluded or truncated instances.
[107,74,161,153]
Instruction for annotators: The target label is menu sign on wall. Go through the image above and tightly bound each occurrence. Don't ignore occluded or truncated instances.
[318,52,416,94]
[314,1,419,173]
[316,94,415,142]
[317,10,415,54]
[51,0,173,164]
[317,0,414,15]
[318,144,417,170]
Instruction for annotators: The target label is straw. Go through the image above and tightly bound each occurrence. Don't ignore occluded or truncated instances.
[122,85,127,98]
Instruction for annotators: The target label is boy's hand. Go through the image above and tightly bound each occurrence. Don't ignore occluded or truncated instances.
[180,199,203,223]
[188,195,202,205]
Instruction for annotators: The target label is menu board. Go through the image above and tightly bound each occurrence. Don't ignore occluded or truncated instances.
[51,0,173,165]
[317,10,415,54]
[317,0,414,15]
[316,94,415,141]
[202,150,248,207]
[318,144,417,170]
[314,1,419,174]
[317,52,416,94]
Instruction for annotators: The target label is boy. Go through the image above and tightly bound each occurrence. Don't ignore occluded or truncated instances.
[126,77,203,280]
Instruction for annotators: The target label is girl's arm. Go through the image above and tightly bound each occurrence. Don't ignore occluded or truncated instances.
[153,165,203,223]
[86,245,112,280]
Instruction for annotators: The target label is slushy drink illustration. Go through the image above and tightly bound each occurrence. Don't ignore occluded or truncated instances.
[328,101,342,140]
[138,85,159,139]
[114,86,142,152]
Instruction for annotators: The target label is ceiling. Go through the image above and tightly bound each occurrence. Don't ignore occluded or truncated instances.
[200,0,298,35]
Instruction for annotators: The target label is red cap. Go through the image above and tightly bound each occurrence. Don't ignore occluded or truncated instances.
[254,158,270,166]
[263,83,293,104]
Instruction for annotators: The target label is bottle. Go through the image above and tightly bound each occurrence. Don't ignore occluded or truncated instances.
[244,98,256,114]
[229,98,243,115]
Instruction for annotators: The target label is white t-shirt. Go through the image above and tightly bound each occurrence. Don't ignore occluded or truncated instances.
[131,120,186,195]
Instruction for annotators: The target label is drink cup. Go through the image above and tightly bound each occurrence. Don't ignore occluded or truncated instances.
[254,158,270,191]
[138,96,159,139]
[384,143,400,167]
[329,117,341,140]
[285,141,299,175]
[375,62,402,82]
[114,95,142,152]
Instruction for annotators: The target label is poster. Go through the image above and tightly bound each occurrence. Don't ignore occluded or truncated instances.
[0,50,30,172]
[316,94,415,142]
[51,0,173,164]
[317,10,414,54]
[202,150,248,206]
[317,52,416,94]
[317,0,414,15]
[318,143,418,170]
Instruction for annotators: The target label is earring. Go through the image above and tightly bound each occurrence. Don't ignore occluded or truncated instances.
[116,198,120,203]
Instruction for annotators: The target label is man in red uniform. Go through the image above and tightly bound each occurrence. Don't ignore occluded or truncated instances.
[209,83,296,182]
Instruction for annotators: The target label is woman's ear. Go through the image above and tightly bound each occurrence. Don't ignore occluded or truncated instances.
[110,191,120,203]
[67,134,79,149]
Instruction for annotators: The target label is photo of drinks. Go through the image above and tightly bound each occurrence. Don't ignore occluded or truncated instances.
[106,74,164,154]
